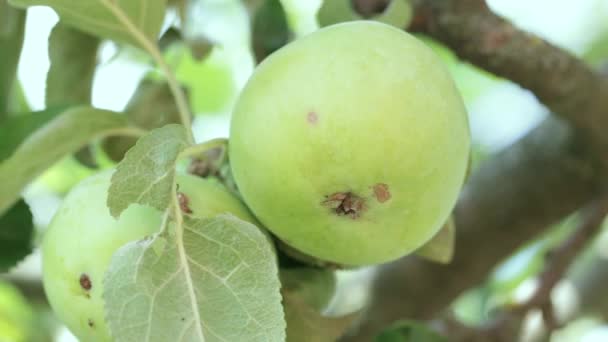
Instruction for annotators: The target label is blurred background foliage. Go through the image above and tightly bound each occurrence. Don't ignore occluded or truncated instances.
[2,0,608,340]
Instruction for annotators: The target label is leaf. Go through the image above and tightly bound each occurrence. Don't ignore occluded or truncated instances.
[46,22,100,107]
[104,214,285,342]
[8,0,167,49]
[0,200,34,272]
[283,290,358,342]
[414,216,455,264]
[107,124,190,218]
[252,0,290,62]
[375,320,446,342]
[0,107,129,215]
[0,107,66,162]
[0,4,26,115]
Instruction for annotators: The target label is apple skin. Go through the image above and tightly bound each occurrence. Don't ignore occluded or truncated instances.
[229,21,470,266]
[41,171,257,341]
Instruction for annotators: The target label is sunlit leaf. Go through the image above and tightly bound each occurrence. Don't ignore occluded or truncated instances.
[107,124,190,218]
[104,214,285,341]
[8,0,167,49]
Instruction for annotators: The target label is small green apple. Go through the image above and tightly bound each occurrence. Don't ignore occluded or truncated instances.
[41,171,257,341]
[230,21,470,266]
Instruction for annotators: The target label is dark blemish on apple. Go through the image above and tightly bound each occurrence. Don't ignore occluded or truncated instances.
[322,192,366,219]
[307,111,318,125]
[177,192,193,214]
[373,183,391,203]
[88,319,95,328]
[181,317,185,322]
[80,273,92,291]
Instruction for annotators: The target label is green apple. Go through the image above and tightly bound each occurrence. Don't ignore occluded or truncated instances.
[230,21,470,266]
[42,171,257,341]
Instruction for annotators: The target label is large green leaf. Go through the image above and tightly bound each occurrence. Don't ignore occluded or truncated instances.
[0,3,26,115]
[104,214,285,341]
[8,0,167,49]
[46,23,99,107]
[0,107,129,215]
[0,200,33,272]
[0,107,65,162]
[107,124,190,218]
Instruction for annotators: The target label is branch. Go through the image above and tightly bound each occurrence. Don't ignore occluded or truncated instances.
[341,117,604,341]
[519,199,608,315]
[437,198,608,342]
[407,0,608,165]
[569,249,608,320]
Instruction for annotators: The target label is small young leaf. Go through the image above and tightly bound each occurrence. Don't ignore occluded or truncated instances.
[0,107,65,162]
[414,216,455,264]
[0,200,33,272]
[46,23,100,107]
[8,0,167,49]
[0,4,26,115]
[283,290,358,342]
[104,214,285,341]
[375,320,446,342]
[107,124,190,218]
[0,107,129,215]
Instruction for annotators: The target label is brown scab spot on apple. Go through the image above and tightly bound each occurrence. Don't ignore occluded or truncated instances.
[88,319,95,328]
[80,273,92,291]
[373,183,391,203]
[307,111,318,125]
[322,192,366,219]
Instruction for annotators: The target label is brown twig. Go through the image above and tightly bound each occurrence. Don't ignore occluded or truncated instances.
[513,198,608,328]
[408,0,608,167]
[433,199,608,342]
